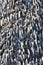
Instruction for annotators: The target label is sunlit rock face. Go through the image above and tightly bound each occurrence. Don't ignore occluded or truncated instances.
[0,0,43,65]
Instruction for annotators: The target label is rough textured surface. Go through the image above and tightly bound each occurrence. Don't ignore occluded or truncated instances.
[0,0,43,65]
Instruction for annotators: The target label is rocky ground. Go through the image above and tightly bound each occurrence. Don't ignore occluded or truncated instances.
[0,0,43,65]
